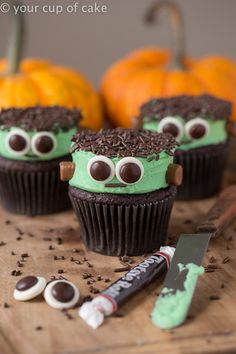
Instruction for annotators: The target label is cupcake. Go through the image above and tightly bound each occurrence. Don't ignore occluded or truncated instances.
[136,94,231,200]
[60,128,182,256]
[0,106,81,215]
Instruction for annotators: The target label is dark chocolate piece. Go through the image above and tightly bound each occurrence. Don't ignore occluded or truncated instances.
[71,128,178,158]
[119,162,141,184]
[0,106,81,132]
[16,276,38,291]
[34,135,54,154]
[52,282,75,302]
[90,161,111,181]
[139,94,231,122]
[189,123,206,139]
[9,134,27,152]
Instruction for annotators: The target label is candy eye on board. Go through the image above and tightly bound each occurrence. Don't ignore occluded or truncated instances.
[14,276,47,301]
[44,280,80,309]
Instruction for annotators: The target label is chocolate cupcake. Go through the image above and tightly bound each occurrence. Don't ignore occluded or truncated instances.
[60,128,182,256]
[136,94,231,200]
[0,106,81,215]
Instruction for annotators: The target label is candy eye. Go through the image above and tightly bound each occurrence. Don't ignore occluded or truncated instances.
[31,132,57,156]
[44,280,80,309]
[185,118,209,140]
[87,156,115,183]
[6,129,30,156]
[14,276,47,301]
[158,117,184,141]
[116,157,144,185]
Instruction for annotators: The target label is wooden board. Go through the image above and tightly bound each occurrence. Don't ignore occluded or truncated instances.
[0,173,236,354]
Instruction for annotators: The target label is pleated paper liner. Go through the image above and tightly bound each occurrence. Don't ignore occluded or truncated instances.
[0,155,71,216]
[69,186,177,256]
[175,142,228,200]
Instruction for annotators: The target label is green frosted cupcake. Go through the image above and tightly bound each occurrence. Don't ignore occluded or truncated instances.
[137,94,231,200]
[0,106,81,215]
[60,128,182,256]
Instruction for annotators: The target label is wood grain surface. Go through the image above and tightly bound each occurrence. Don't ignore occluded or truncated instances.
[0,173,236,354]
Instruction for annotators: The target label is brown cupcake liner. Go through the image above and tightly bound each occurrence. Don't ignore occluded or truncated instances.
[0,156,71,216]
[175,143,228,200]
[69,186,177,256]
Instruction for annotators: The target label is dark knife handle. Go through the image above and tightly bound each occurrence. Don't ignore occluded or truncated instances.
[197,185,236,236]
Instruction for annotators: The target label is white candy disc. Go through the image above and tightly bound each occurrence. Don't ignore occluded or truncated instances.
[14,276,47,301]
[44,280,80,309]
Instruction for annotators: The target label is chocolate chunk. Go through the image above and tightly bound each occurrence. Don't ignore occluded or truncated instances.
[90,161,111,181]
[52,282,75,302]
[9,134,27,152]
[119,162,141,184]
[162,122,179,137]
[35,135,54,154]
[189,124,206,139]
[16,276,38,291]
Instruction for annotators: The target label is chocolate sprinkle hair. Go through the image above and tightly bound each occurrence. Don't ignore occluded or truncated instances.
[138,94,231,122]
[71,128,178,158]
[0,106,82,132]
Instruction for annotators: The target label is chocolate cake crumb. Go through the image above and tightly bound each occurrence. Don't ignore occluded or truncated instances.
[5,220,11,225]
[21,253,29,258]
[11,251,16,256]
[0,241,6,246]
[0,106,81,132]
[72,248,80,253]
[48,245,54,250]
[3,302,10,308]
[16,236,22,241]
[71,128,178,158]
[139,94,231,122]
[221,283,225,289]
[209,256,217,263]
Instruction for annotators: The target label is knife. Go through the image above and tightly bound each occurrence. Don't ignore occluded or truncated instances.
[151,185,236,329]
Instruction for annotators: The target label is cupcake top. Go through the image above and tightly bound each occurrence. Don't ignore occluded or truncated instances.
[137,94,231,151]
[0,106,82,161]
[69,128,180,195]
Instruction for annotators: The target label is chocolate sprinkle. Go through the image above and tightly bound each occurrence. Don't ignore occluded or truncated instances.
[71,128,178,158]
[139,94,231,122]
[0,106,82,132]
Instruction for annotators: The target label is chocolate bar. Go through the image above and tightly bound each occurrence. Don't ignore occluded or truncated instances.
[79,246,175,328]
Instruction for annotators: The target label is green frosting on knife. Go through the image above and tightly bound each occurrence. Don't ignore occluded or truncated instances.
[151,263,204,329]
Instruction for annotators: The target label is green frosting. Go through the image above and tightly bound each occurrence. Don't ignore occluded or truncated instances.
[151,263,204,329]
[69,150,174,194]
[0,127,76,161]
[143,116,227,151]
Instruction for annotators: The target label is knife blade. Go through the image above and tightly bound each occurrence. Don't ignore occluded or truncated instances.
[151,185,236,329]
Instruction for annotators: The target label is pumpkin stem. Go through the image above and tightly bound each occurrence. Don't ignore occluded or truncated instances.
[145,0,186,70]
[5,0,25,75]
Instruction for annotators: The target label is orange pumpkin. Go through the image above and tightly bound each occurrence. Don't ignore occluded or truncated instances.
[0,9,103,131]
[101,1,236,128]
